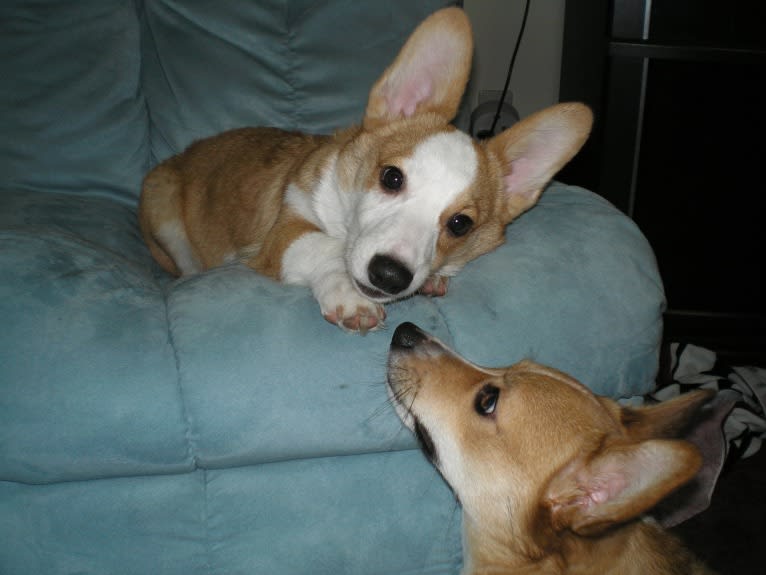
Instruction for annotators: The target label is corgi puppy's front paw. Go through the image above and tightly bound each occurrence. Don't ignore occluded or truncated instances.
[317,279,386,334]
[322,302,386,334]
[418,275,449,297]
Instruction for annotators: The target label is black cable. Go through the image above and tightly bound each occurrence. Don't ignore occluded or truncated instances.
[488,0,531,136]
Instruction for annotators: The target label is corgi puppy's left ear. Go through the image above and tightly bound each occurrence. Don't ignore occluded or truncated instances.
[487,102,593,220]
[544,390,713,537]
[364,7,473,129]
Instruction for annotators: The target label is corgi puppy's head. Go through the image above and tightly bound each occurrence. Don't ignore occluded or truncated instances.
[332,8,592,302]
[386,322,715,573]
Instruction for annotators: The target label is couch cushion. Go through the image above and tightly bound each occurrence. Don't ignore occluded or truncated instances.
[0,191,190,483]
[0,182,664,484]
[0,0,149,205]
[0,452,461,575]
[443,183,666,397]
[170,183,664,472]
[0,473,207,574]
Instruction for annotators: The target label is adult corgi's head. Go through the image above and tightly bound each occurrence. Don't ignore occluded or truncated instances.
[334,7,593,302]
[386,322,712,569]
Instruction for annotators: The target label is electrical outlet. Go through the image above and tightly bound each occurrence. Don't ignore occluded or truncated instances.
[469,92,521,139]
[478,89,510,106]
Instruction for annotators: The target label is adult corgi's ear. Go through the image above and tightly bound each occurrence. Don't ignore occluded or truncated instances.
[364,7,473,130]
[621,389,716,441]
[487,102,592,220]
[544,439,702,536]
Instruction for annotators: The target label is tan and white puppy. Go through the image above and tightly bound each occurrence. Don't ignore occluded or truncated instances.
[139,7,592,333]
[386,322,718,575]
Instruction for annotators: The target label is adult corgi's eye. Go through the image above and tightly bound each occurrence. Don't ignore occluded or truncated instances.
[380,166,404,192]
[447,213,473,237]
[475,384,499,416]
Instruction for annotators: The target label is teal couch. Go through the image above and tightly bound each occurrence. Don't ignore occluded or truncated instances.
[0,1,665,573]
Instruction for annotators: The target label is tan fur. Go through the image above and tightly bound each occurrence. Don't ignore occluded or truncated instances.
[139,7,592,332]
[139,128,332,277]
[364,8,474,129]
[387,323,718,574]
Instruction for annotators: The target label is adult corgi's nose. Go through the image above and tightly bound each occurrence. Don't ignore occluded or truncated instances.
[368,254,413,295]
[390,322,427,350]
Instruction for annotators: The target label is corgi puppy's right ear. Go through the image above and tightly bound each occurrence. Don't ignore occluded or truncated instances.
[364,7,473,129]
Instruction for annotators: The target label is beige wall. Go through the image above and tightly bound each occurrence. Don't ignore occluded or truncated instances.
[456,0,566,130]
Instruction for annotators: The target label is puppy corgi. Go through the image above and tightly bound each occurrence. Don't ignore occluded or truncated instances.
[139,7,592,333]
[386,322,718,575]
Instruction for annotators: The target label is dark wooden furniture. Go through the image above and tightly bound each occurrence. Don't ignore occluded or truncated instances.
[559,0,766,366]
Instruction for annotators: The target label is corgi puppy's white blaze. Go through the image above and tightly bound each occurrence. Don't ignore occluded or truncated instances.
[139,7,592,333]
[386,322,718,574]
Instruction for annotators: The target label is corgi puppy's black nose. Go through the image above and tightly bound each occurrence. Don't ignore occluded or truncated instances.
[368,254,413,295]
[391,322,427,349]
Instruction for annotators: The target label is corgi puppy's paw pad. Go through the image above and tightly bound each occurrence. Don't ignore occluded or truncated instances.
[323,303,386,334]
[418,275,449,297]
[317,280,386,334]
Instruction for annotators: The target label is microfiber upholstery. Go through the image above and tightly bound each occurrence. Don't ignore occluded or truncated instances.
[140,1,459,161]
[0,1,665,573]
[0,0,150,205]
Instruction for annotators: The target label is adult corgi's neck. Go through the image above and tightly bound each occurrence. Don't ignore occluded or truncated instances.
[463,518,711,575]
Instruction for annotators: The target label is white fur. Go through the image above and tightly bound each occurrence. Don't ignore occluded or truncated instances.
[281,231,345,287]
[285,153,351,241]
[156,220,202,275]
[347,131,477,299]
[282,130,477,303]
[281,231,377,325]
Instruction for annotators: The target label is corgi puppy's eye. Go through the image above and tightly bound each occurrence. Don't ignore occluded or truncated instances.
[380,166,405,192]
[447,213,473,237]
[475,384,499,416]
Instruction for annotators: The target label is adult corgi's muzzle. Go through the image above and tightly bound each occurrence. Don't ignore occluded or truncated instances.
[387,322,441,464]
[390,321,429,350]
[386,322,431,432]
[387,322,501,466]
[386,322,457,427]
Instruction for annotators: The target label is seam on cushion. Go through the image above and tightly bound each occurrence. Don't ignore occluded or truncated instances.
[139,0,183,166]
[131,0,154,176]
[282,2,300,130]
[202,468,213,573]
[432,295,458,348]
[136,0,160,168]
[162,282,198,472]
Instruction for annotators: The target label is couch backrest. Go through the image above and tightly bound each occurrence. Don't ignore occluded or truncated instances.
[0,0,150,205]
[1,0,457,206]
